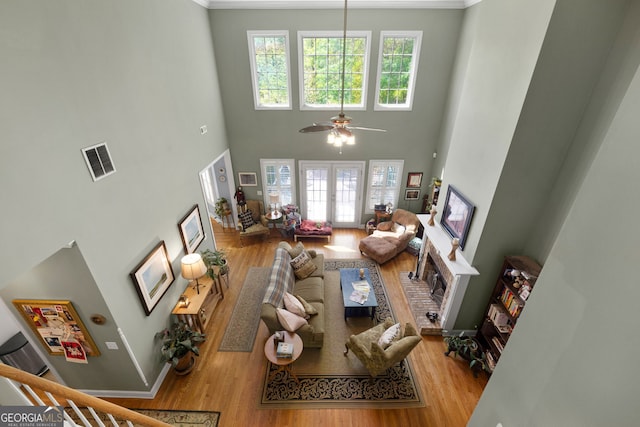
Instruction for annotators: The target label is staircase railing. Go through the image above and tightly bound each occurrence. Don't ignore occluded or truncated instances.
[0,364,170,427]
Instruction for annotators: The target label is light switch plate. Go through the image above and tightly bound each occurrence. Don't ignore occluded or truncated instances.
[105,341,119,350]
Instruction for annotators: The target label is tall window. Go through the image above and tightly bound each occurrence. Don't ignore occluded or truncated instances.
[298,31,371,110]
[260,159,296,206]
[365,160,404,213]
[247,31,292,110]
[375,31,422,111]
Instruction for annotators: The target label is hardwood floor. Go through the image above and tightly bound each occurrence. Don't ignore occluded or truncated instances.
[106,223,487,426]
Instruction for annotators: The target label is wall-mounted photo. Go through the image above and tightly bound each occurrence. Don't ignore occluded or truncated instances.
[441,185,475,249]
[178,204,205,254]
[406,172,423,188]
[130,241,175,315]
[12,299,100,357]
[238,172,257,186]
[405,189,421,200]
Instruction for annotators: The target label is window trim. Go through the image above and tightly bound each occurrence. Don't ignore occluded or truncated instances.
[297,30,372,111]
[259,158,296,207]
[247,30,292,110]
[364,160,404,214]
[374,31,423,111]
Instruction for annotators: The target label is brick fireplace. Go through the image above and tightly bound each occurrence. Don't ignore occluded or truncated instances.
[416,214,479,332]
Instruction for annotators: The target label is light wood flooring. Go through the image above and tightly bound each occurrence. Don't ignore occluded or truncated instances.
[106,223,488,426]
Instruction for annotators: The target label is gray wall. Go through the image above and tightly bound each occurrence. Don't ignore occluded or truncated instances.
[471,2,640,424]
[208,8,464,215]
[0,0,228,391]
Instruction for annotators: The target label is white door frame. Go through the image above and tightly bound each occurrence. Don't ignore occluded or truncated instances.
[298,160,365,228]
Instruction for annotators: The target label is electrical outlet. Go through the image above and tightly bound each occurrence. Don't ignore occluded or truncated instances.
[257,190,263,196]
[200,125,208,135]
[105,341,119,350]
[433,152,437,159]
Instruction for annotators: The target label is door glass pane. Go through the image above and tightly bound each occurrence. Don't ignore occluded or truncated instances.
[335,167,358,223]
[305,168,328,221]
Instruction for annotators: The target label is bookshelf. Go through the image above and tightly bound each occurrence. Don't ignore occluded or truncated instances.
[477,255,542,373]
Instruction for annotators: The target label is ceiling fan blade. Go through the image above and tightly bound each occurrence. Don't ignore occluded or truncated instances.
[348,126,387,132]
[299,124,334,133]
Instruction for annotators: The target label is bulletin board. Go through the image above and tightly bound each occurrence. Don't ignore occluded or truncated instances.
[12,299,100,360]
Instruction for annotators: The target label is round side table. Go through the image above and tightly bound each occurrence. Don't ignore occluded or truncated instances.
[264,331,303,383]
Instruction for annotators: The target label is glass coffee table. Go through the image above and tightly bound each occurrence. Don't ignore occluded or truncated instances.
[340,268,378,321]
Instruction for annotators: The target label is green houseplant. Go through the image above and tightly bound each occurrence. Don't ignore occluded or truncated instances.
[156,322,206,375]
[201,248,228,279]
[443,332,489,377]
[214,197,229,220]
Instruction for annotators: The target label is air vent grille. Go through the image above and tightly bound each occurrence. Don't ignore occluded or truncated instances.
[82,143,116,182]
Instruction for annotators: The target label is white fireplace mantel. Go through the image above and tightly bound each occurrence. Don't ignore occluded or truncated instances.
[417,214,479,332]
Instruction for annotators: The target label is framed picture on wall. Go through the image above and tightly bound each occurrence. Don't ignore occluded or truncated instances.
[238,172,257,186]
[406,172,423,188]
[178,204,205,254]
[130,241,175,315]
[12,299,100,357]
[405,189,421,200]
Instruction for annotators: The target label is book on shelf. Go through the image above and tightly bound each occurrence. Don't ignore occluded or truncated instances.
[276,341,294,358]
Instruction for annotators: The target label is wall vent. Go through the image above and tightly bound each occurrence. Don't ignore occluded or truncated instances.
[82,142,116,182]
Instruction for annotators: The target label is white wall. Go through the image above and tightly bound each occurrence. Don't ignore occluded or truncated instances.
[0,0,228,391]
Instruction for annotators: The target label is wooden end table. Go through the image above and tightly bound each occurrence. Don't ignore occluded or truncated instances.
[264,331,303,383]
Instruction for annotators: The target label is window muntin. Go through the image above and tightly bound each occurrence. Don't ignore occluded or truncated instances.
[375,31,422,111]
[365,160,404,213]
[260,159,296,206]
[247,31,292,110]
[298,31,371,111]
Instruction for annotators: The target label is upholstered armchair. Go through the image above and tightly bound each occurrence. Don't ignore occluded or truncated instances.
[237,200,270,246]
[343,318,421,377]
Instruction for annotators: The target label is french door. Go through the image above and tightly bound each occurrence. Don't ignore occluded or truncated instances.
[298,161,365,228]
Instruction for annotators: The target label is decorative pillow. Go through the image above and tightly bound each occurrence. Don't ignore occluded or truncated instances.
[287,242,305,259]
[276,308,308,332]
[391,223,406,235]
[295,294,318,316]
[290,251,317,280]
[377,221,393,231]
[377,323,401,349]
[307,249,317,258]
[239,210,255,229]
[284,292,308,318]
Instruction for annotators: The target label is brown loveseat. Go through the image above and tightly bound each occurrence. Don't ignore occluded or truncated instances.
[359,209,420,264]
[260,242,326,348]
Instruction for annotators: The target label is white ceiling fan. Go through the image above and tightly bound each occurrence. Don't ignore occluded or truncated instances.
[299,0,386,152]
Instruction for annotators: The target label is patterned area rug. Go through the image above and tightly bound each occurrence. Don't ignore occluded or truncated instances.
[218,267,270,352]
[67,408,220,426]
[260,259,424,409]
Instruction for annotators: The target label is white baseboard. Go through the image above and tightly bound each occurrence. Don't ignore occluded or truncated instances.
[77,364,170,399]
[442,329,477,337]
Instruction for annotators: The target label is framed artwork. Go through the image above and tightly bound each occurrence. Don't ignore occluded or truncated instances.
[130,241,175,315]
[238,172,257,186]
[405,189,421,200]
[12,299,100,357]
[440,185,475,249]
[406,172,423,188]
[178,204,205,254]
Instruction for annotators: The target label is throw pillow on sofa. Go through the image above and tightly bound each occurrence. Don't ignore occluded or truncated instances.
[377,221,393,231]
[284,292,308,319]
[290,251,317,279]
[295,294,318,316]
[276,307,308,332]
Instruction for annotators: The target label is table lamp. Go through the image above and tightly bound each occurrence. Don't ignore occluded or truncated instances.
[181,253,207,294]
[269,193,280,215]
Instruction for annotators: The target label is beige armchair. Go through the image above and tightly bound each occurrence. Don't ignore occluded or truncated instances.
[343,318,421,377]
[238,200,270,246]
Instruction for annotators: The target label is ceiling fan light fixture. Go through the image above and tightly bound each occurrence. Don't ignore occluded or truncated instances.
[346,135,355,145]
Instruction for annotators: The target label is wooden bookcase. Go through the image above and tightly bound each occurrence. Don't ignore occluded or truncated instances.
[477,255,542,373]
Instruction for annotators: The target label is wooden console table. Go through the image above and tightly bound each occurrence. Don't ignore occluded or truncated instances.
[172,275,224,333]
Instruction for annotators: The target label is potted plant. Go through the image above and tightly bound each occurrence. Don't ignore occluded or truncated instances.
[443,332,488,377]
[155,322,206,375]
[201,248,228,279]
[214,197,229,220]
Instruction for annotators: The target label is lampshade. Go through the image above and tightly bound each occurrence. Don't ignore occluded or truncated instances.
[269,193,280,205]
[181,253,207,280]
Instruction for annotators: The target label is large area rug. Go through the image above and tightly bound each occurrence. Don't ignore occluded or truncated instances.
[68,408,220,426]
[218,267,270,352]
[260,259,424,409]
